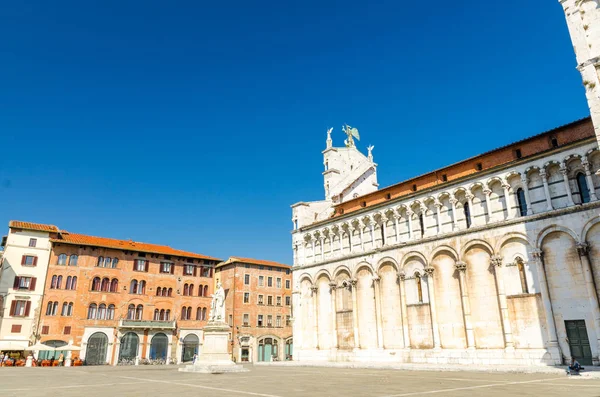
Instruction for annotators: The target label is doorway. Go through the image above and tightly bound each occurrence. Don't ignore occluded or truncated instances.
[565,320,593,365]
[85,332,108,365]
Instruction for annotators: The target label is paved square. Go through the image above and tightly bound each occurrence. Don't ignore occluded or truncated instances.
[1,365,600,397]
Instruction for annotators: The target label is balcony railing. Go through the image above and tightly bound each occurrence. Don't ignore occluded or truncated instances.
[118,319,176,329]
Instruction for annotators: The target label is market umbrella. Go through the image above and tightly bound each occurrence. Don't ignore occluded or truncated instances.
[26,343,56,351]
[0,341,26,351]
[61,344,82,351]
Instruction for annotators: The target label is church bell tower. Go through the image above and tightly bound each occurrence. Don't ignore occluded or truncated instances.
[560,0,600,146]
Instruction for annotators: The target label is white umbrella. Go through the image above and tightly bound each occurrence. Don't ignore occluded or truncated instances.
[61,344,82,351]
[0,341,26,351]
[26,343,56,351]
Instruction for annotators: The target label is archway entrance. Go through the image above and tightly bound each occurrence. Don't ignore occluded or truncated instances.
[181,334,199,362]
[85,333,108,365]
[257,337,278,362]
[118,332,139,362]
[285,338,293,360]
[150,333,168,360]
[38,340,67,360]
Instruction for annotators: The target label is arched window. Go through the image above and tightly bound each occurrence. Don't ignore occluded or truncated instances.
[91,277,101,291]
[69,255,78,266]
[98,303,107,320]
[71,276,77,290]
[88,303,97,319]
[198,284,203,297]
[97,256,104,267]
[203,285,208,297]
[51,275,58,289]
[101,278,110,292]
[419,214,425,237]
[577,172,591,203]
[107,304,115,320]
[65,276,72,290]
[196,307,202,320]
[57,275,63,289]
[104,257,111,267]
[154,309,160,321]
[119,332,139,362]
[165,309,171,321]
[127,304,136,320]
[189,284,194,296]
[516,188,527,216]
[110,279,118,293]
[112,258,119,268]
[183,284,189,296]
[67,302,73,316]
[415,272,423,303]
[61,302,68,316]
[380,223,386,245]
[57,254,67,266]
[168,288,173,297]
[202,307,207,320]
[46,301,54,315]
[159,309,165,321]
[149,333,168,360]
[130,280,138,294]
[52,301,58,315]
[156,287,162,296]
[182,306,188,320]
[187,307,192,320]
[135,305,143,320]
[138,280,146,294]
[464,202,472,228]
[516,257,529,294]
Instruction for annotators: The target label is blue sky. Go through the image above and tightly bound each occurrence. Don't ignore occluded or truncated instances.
[0,0,589,264]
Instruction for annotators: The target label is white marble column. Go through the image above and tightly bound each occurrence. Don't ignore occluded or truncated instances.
[434,200,442,234]
[359,226,365,252]
[560,165,575,207]
[349,279,360,349]
[398,271,411,349]
[465,193,475,227]
[583,161,599,201]
[449,198,459,230]
[311,238,316,263]
[368,221,375,250]
[406,210,414,240]
[539,169,554,211]
[348,227,354,253]
[420,205,428,237]
[394,215,400,243]
[424,266,441,349]
[311,285,319,349]
[373,275,384,349]
[577,243,600,364]
[483,189,493,223]
[531,250,561,358]
[502,184,515,219]
[491,255,514,350]
[319,237,325,262]
[520,175,534,215]
[329,282,338,349]
[455,261,475,349]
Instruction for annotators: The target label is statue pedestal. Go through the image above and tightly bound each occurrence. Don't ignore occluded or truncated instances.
[179,322,248,374]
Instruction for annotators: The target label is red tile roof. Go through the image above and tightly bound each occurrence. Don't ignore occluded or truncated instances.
[9,221,59,232]
[51,231,219,261]
[218,256,290,269]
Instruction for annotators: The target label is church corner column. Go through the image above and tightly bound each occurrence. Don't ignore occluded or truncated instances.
[398,271,411,349]
[372,274,384,349]
[310,285,319,349]
[329,281,338,350]
[576,243,600,364]
[424,266,441,349]
[491,255,514,350]
[350,278,360,349]
[455,261,475,349]
[530,249,561,363]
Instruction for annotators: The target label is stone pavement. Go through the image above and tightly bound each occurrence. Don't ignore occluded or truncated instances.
[1,364,600,397]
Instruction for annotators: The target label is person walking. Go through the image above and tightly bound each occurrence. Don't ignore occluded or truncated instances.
[58,353,64,367]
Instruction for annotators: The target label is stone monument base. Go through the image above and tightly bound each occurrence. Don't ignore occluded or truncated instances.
[179,322,248,374]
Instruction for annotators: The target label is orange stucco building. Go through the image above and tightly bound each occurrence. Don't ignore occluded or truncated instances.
[36,227,219,365]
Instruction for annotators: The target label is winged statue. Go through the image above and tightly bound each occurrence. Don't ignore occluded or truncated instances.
[342,124,360,147]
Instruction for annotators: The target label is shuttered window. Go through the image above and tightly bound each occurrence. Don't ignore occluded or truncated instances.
[11,324,21,333]
[21,255,37,267]
[64,326,71,335]
[41,325,49,335]
[10,300,30,317]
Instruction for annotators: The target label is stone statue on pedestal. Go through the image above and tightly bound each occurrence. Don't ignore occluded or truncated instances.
[209,282,226,323]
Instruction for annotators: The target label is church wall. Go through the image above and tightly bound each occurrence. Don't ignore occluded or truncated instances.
[407,304,433,349]
[432,253,466,349]
[507,294,546,349]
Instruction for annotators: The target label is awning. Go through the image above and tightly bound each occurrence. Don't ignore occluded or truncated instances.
[61,343,82,351]
[0,341,28,351]
[26,343,56,351]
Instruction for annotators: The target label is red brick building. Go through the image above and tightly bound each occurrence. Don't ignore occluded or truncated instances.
[37,228,219,365]
[215,257,293,362]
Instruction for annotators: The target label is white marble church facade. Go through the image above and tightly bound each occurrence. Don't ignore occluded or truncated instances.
[291,119,600,366]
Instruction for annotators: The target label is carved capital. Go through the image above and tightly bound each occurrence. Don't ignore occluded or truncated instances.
[483,188,492,196]
[501,183,511,191]
[397,270,406,281]
[424,266,435,276]
[349,278,357,287]
[577,243,590,257]
[559,166,568,176]
[449,198,458,205]
[406,209,414,216]
[465,193,474,201]
[583,160,591,172]
[539,169,548,180]
[328,281,338,291]
[490,255,503,267]
[434,200,443,209]
[310,285,318,294]
[531,249,544,261]
[372,275,381,284]
[454,261,467,272]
